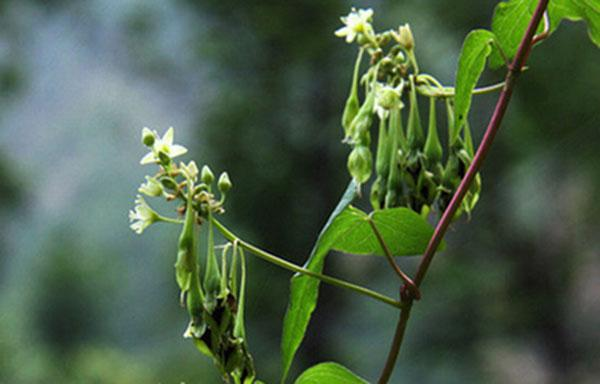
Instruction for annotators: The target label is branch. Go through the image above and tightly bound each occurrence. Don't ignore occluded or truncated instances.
[367,216,420,299]
[377,1,550,382]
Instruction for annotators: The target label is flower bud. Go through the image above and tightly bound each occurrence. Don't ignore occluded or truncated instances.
[201,165,215,185]
[180,161,199,182]
[424,98,443,165]
[160,176,178,191]
[158,150,171,165]
[407,80,424,151]
[218,172,232,193]
[396,24,414,50]
[347,145,373,184]
[141,127,155,147]
[348,89,375,143]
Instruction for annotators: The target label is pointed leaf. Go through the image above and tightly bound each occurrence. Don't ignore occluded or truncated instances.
[280,181,358,383]
[329,206,442,256]
[294,362,369,384]
[453,29,496,136]
[489,0,546,68]
[549,0,600,47]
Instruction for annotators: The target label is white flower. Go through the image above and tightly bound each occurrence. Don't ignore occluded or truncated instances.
[138,176,163,197]
[140,127,188,165]
[128,195,159,234]
[334,8,374,43]
[374,83,404,120]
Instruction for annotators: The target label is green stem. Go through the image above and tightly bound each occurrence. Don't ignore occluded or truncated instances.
[416,79,506,98]
[211,217,403,309]
[157,215,184,225]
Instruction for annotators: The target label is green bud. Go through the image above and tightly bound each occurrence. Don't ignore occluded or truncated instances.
[348,86,375,143]
[407,78,424,151]
[384,108,404,208]
[375,117,390,177]
[160,176,178,191]
[342,50,364,136]
[218,172,232,193]
[356,33,371,47]
[395,51,406,64]
[424,97,443,165]
[158,151,171,165]
[201,165,215,185]
[347,145,373,184]
[377,31,392,46]
[141,127,155,147]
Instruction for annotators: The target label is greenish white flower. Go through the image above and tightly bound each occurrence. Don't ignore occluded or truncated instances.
[128,195,159,234]
[138,176,163,197]
[393,23,414,50]
[374,82,404,120]
[334,8,374,43]
[180,160,199,182]
[140,127,188,165]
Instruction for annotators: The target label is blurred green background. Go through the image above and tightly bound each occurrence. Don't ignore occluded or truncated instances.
[0,0,598,383]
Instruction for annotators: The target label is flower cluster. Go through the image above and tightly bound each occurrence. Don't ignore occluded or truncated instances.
[128,127,231,234]
[336,8,481,218]
[129,127,255,382]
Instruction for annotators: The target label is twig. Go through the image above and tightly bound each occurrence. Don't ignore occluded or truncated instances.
[367,216,421,300]
[211,217,403,309]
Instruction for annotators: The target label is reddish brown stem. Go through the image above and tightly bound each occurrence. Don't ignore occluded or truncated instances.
[377,1,550,382]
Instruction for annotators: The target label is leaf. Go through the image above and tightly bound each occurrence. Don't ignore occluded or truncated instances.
[490,0,599,69]
[489,0,545,69]
[280,181,358,383]
[329,206,442,256]
[453,29,496,136]
[294,362,369,384]
[549,0,600,47]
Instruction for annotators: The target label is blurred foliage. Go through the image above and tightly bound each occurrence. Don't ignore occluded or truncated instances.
[0,0,598,383]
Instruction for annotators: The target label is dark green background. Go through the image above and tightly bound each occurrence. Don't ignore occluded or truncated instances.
[0,1,598,383]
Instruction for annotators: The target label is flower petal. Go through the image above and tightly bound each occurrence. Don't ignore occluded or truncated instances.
[169,145,188,158]
[163,127,174,146]
[334,26,349,37]
[140,151,156,165]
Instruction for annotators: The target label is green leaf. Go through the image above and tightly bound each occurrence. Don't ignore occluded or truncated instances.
[294,362,369,384]
[489,0,545,69]
[453,29,496,136]
[329,206,442,256]
[549,0,600,47]
[490,0,600,69]
[280,181,358,383]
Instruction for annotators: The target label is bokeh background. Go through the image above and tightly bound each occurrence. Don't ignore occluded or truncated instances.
[0,1,598,383]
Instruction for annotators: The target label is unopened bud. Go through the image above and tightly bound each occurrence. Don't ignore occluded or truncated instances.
[141,127,156,147]
[158,151,171,165]
[201,165,215,184]
[218,172,232,193]
[160,176,178,191]
[396,24,414,50]
[347,145,373,184]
